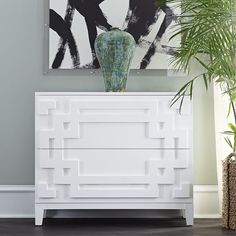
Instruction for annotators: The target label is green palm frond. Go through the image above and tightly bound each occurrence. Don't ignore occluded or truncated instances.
[157,0,236,151]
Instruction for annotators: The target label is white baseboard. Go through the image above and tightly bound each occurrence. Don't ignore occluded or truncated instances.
[193,185,220,218]
[0,185,35,218]
[0,185,220,219]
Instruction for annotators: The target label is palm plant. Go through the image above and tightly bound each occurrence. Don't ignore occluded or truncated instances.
[158,0,236,151]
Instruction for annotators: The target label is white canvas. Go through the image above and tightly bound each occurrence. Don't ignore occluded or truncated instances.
[49,0,180,70]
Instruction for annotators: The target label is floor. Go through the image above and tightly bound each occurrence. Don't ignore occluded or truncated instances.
[0,218,235,236]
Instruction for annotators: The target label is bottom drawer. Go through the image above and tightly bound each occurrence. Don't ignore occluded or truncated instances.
[35,149,192,202]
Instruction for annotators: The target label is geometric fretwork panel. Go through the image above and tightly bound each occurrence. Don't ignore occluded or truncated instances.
[36,149,192,200]
[36,95,192,149]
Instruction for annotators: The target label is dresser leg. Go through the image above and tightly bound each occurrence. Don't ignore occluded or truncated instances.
[185,204,194,226]
[35,206,45,226]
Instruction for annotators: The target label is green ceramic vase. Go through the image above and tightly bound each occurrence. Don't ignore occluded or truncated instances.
[95,28,136,92]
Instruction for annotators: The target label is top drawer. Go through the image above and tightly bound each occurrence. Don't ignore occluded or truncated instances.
[35,94,192,149]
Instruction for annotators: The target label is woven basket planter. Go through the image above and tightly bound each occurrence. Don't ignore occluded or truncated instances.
[222,153,236,230]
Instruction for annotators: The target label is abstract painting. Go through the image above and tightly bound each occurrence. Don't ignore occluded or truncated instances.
[49,0,180,69]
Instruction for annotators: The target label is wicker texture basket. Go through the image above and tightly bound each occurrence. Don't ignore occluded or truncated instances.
[222,153,236,230]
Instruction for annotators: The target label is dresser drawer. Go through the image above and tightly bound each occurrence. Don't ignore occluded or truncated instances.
[35,95,192,149]
[35,149,192,203]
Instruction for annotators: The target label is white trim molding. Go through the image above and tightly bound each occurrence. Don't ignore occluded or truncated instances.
[193,185,220,218]
[0,185,35,192]
[0,185,220,219]
[0,185,35,218]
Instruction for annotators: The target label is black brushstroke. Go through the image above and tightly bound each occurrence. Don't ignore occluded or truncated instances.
[157,4,175,38]
[124,0,159,43]
[124,0,175,69]
[140,4,175,69]
[51,1,78,68]
[73,0,112,68]
[140,39,158,69]
[52,0,112,69]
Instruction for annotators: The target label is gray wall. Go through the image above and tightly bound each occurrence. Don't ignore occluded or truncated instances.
[0,0,217,185]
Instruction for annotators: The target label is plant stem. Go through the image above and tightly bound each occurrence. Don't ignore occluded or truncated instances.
[231,102,236,152]
[231,102,236,125]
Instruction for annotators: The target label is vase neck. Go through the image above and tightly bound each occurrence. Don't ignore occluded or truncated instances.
[110,27,121,31]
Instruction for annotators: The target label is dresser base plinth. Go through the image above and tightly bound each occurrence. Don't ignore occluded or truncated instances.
[35,203,193,226]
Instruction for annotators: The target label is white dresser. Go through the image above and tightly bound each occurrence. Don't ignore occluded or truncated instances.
[35,92,193,226]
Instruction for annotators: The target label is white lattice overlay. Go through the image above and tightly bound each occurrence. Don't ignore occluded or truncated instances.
[36,97,191,149]
[37,149,191,199]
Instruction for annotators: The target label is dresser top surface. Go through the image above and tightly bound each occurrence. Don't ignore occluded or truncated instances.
[35,92,183,96]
